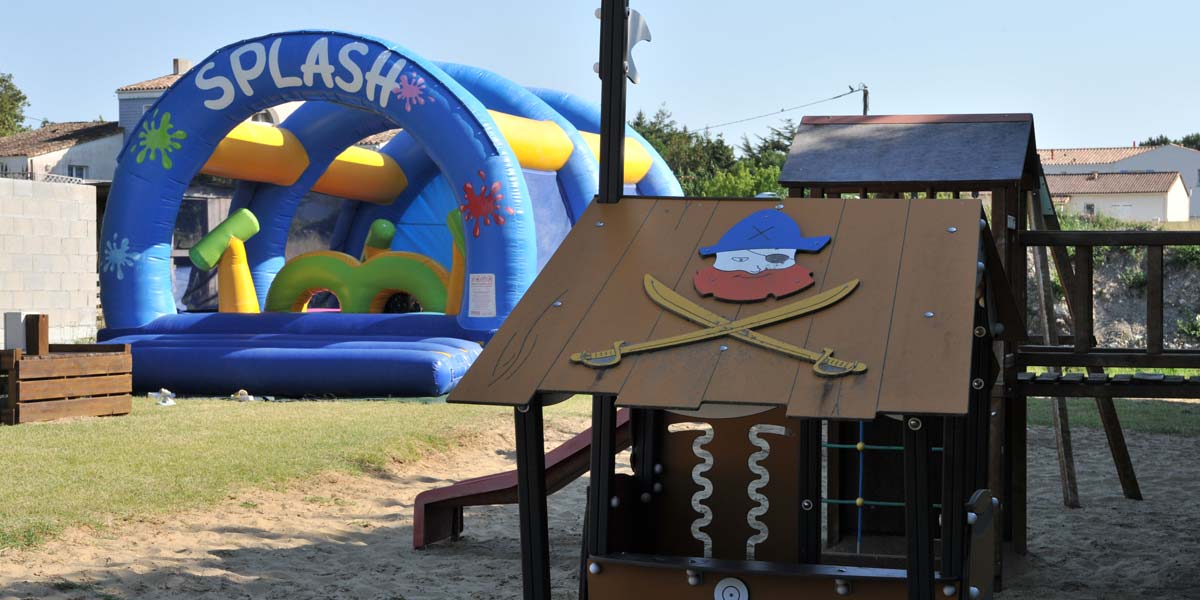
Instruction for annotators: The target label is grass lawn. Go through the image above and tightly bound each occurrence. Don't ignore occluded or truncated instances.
[0,395,590,550]
[1027,397,1200,436]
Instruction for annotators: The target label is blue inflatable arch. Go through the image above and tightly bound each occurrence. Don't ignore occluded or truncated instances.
[100,31,535,332]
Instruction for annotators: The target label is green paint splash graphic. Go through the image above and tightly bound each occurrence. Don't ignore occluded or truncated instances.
[136,110,187,170]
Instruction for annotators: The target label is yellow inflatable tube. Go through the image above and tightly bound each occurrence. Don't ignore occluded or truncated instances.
[578,132,654,184]
[200,112,654,204]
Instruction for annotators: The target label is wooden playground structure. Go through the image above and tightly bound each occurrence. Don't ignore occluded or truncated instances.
[436,3,1200,599]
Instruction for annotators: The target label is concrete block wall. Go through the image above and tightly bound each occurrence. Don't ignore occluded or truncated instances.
[0,178,99,344]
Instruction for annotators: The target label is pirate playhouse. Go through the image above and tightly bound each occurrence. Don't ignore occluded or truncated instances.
[447,7,1012,599]
[451,193,1005,600]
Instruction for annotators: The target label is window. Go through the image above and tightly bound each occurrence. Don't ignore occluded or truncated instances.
[1085,203,1095,216]
[67,165,88,179]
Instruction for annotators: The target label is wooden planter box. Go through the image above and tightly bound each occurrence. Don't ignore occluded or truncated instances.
[1,344,132,424]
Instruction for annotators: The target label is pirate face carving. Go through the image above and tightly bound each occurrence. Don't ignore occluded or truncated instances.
[694,209,831,303]
[712,248,797,273]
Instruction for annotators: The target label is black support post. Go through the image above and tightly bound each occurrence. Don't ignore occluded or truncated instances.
[586,395,618,557]
[597,0,629,204]
[904,415,934,600]
[798,418,823,563]
[515,400,550,600]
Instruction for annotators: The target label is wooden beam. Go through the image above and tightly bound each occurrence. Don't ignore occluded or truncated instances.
[1029,194,1080,509]
[1147,246,1164,355]
[1020,230,1200,246]
[1094,399,1143,500]
[23,314,48,356]
[1073,248,1094,354]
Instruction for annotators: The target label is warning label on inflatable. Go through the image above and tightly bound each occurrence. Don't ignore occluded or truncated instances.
[469,273,497,318]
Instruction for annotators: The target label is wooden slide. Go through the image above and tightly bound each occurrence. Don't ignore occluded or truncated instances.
[413,409,632,549]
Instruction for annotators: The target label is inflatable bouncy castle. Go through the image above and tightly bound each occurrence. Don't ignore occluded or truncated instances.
[98,31,681,397]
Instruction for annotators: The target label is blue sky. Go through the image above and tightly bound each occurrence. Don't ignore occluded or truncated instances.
[1,0,1196,149]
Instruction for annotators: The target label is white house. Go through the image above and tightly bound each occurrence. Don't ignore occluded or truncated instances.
[117,59,300,142]
[1047,171,1189,223]
[1039,145,1200,217]
[0,121,122,182]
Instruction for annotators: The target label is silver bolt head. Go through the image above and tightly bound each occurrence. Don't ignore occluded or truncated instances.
[640,492,652,504]
[974,326,987,337]
[972,378,985,390]
[801,499,814,511]
[719,345,728,352]
[653,482,663,493]
[979,218,988,229]
[653,463,663,475]
[907,417,922,431]
[589,562,601,574]
[947,226,958,233]
[943,584,958,597]
[977,261,986,272]
[610,496,620,508]
[967,511,978,525]
[687,575,701,586]
[775,203,785,210]
[923,311,935,318]
[970,586,981,599]
[552,300,563,307]
[596,221,605,227]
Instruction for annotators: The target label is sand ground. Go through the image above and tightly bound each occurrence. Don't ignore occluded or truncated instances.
[1,421,1197,600]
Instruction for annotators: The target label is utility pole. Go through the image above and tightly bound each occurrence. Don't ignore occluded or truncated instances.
[862,84,869,116]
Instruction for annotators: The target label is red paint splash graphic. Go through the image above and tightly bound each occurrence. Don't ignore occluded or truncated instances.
[461,170,514,237]
[392,73,434,112]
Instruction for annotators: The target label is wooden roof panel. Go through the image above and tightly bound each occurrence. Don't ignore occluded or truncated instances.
[876,200,981,414]
[697,200,847,407]
[785,199,911,420]
[448,196,983,418]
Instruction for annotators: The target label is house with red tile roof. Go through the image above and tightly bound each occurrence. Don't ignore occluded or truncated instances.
[1039,144,1200,217]
[1046,171,1189,223]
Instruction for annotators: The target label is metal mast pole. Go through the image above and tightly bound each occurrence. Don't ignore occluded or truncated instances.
[597,0,629,204]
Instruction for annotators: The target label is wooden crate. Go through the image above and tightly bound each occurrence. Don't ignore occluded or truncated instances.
[1,344,132,425]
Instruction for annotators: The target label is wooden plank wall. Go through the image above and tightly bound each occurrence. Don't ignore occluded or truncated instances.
[1,345,132,425]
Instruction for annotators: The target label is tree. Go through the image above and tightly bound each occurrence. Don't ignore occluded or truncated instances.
[1140,134,1171,147]
[0,73,30,136]
[631,106,795,197]
[632,106,737,196]
[738,119,799,170]
[1178,133,1200,151]
[1139,133,1200,150]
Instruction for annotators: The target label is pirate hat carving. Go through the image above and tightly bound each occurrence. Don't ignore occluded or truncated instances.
[699,209,831,255]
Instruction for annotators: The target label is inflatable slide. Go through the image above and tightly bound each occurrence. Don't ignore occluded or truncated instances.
[98,31,681,396]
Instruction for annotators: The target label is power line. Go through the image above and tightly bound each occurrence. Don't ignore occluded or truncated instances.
[702,84,867,133]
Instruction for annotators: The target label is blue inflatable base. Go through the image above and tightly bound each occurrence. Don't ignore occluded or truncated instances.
[99,313,492,398]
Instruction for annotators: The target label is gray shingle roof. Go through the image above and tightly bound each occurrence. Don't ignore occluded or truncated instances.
[781,114,1035,186]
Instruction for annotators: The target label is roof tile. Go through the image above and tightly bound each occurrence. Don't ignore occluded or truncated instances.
[1037,146,1157,165]
[0,121,121,158]
[116,73,183,92]
[1045,171,1181,195]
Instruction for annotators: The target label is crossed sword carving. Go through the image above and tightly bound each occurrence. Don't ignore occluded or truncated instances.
[571,274,867,377]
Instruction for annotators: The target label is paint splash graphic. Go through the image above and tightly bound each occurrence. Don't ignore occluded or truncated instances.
[460,170,513,238]
[135,110,187,169]
[102,234,141,280]
[392,73,435,112]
